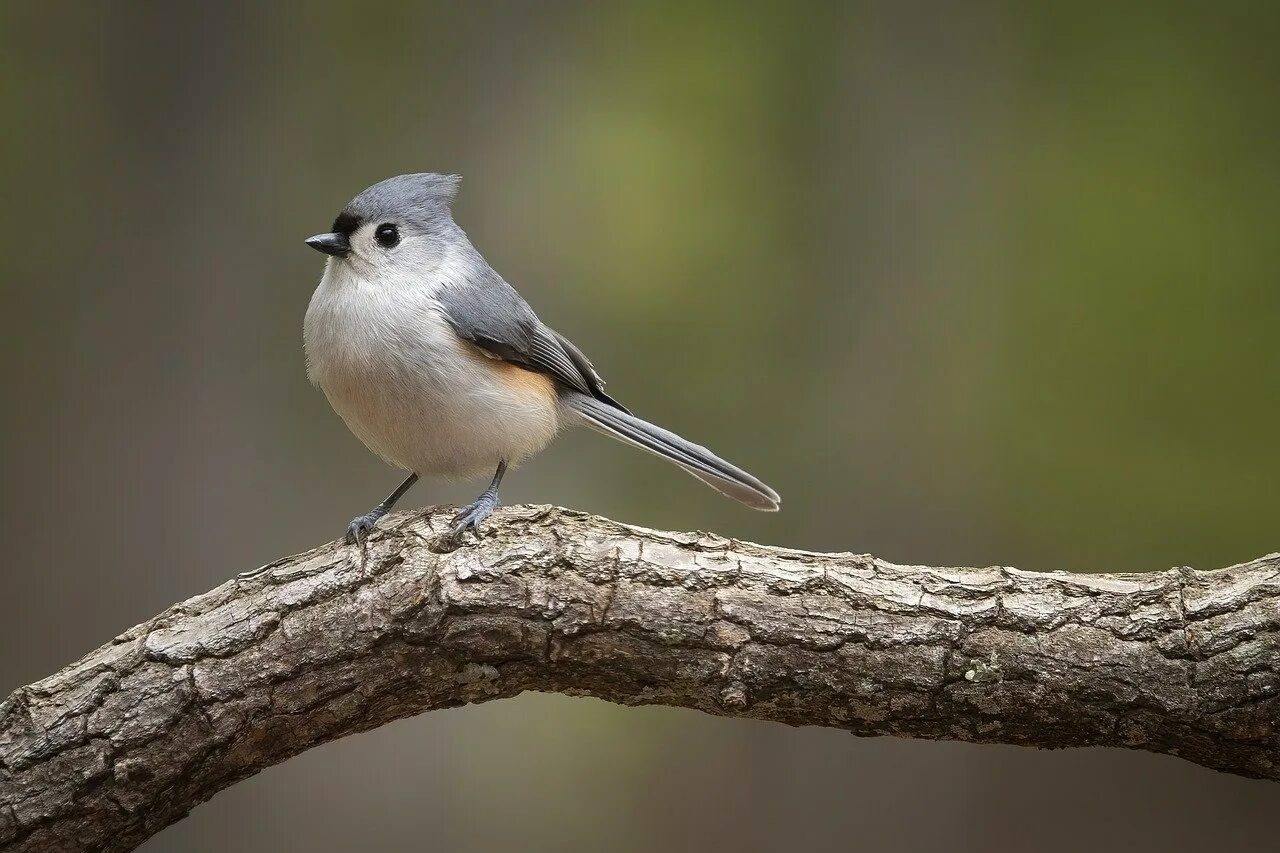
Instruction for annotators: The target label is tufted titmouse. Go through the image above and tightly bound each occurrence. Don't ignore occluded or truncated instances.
[303,173,780,545]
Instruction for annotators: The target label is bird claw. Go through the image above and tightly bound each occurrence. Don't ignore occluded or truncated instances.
[345,513,380,545]
[448,493,499,542]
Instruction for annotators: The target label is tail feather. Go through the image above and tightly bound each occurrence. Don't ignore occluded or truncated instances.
[565,392,780,511]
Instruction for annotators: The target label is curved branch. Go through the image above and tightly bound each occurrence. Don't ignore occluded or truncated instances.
[2,506,1278,852]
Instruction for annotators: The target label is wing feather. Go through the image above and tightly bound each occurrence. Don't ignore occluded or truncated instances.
[437,270,626,411]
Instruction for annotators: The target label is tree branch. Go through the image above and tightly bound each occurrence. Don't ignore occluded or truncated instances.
[2,506,1278,852]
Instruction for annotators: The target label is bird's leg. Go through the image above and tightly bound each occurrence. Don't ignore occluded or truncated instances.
[449,460,507,540]
[345,472,419,545]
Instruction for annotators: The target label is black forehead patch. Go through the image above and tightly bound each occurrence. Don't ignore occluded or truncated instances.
[331,211,362,237]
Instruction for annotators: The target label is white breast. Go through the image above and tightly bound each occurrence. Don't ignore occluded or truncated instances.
[303,257,560,480]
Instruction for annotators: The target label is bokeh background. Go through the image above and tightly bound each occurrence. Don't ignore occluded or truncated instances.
[2,1,1278,850]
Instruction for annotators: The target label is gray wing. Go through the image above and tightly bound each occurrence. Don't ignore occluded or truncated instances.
[437,272,628,412]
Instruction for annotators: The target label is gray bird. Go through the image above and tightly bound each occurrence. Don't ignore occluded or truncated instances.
[303,173,780,545]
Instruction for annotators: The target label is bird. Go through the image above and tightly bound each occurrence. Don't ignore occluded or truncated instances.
[302,173,780,546]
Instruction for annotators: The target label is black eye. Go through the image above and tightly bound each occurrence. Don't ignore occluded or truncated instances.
[374,223,400,248]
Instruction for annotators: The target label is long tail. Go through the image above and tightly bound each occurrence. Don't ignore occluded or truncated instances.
[564,392,781,511]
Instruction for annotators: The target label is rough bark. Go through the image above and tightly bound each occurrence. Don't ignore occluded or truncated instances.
[2,506,1278,852]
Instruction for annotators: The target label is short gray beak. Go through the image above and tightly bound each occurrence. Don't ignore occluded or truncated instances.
[305,232,350,258]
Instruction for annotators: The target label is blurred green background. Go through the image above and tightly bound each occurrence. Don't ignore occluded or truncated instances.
[2,1,1277,850]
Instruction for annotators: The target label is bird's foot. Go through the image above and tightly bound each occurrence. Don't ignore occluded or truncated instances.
[448,493,499,542]
[345,508,387,545]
